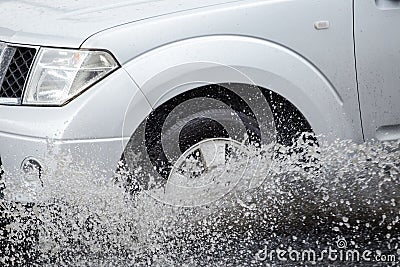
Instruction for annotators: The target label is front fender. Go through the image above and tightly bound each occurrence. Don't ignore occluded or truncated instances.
[123,35,362,142]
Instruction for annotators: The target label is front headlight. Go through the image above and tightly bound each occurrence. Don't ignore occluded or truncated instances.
[24,48,119,106]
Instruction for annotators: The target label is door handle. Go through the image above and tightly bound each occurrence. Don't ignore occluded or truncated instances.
[375,0,400,10]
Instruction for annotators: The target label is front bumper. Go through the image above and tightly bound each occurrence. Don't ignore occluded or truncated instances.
[0,68,152,203]
[0,133,127,202]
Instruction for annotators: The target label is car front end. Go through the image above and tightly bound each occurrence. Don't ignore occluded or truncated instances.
[0,42,153,202]
[0,0,247,203]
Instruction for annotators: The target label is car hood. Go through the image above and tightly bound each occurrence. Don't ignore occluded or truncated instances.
[0,0,241,48]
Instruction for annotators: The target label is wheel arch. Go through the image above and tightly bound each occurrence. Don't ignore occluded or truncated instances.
[123,35,351,142]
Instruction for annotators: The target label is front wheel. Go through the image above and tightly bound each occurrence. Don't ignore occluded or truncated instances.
[118,84,311,206]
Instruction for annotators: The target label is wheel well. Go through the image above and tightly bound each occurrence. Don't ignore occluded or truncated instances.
[118,83,315,189]
[261,89,313,146]
[146,83,313,147]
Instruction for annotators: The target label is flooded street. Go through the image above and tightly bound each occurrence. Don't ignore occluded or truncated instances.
[1,139,399,266]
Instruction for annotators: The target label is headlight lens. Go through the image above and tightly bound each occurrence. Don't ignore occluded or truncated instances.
[24,48,118,106]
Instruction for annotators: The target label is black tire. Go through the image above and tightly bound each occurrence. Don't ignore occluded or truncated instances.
[119,84,277,192]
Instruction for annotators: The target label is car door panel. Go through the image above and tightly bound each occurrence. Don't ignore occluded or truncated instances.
[354,0,400,140]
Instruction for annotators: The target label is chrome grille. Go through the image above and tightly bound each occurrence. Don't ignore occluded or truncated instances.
[0,43,37,104]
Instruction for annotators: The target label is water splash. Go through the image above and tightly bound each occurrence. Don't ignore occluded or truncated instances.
[1,138,399,266]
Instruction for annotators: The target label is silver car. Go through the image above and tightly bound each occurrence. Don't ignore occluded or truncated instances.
[0,0,399,203]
